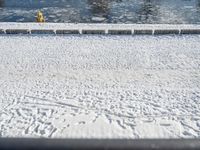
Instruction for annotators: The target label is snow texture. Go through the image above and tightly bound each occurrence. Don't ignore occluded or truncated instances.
[0,34,200,138]
[1,23,200,30]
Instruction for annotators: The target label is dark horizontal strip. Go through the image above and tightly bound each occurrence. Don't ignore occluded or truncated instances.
[108,30,132,35]
[56,30,79,34]
[0,138,200,150]
[134,30,153,35]
[181,29,200,34]
[2,28,200,35]
[31,30,55,34]
[6,29,29,34]
[82,30,105,34]
[154,29,180,35]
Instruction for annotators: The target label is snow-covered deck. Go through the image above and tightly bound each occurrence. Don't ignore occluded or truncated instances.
[0,32,200,138]
[1,23,200,34]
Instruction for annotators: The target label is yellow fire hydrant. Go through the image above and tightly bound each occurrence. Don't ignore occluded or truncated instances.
[36,11,45,23]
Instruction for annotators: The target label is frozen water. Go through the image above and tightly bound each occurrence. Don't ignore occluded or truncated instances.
[1,0,200,23]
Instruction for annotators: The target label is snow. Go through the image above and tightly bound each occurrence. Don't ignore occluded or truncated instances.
[1,23,200,31]
[0,34,200,138]
[91,17,106,22]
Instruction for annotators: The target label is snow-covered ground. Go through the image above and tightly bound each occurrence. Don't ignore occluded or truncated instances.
[0,34,200,138]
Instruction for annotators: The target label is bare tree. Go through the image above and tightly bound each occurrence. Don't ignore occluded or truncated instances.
[196,0,200,9]
[0,0,4,7]
[138,0,159,23]
[87,0,110,18]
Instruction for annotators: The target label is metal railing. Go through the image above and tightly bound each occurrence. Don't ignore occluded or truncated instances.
[1,29,200,35]
[1,28,200,35]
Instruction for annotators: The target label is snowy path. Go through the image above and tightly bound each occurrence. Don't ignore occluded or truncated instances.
[0,35,200,138]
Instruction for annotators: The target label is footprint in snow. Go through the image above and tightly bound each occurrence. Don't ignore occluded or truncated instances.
[160,123,171,127]
[79,121,86,125]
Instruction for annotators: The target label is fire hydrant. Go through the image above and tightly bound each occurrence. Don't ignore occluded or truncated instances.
[36,11,45,23]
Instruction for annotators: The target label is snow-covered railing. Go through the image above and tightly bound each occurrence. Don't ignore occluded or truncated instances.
[1,23,200,35]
